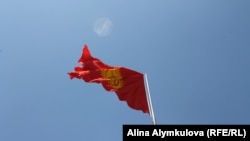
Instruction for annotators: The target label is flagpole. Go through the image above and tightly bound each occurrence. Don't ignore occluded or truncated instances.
[144,73,156,125]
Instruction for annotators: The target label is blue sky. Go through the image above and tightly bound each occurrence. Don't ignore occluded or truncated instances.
[1,0,250,140]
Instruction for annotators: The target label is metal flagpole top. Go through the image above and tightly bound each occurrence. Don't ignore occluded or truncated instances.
[144,73,156,125]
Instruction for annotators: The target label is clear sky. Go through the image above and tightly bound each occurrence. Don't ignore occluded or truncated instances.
[1,0,250,140]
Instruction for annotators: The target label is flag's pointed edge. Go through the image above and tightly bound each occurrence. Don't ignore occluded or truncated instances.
[78,44,92,64]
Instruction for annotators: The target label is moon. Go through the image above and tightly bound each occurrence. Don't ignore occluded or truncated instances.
[94,17,112,37]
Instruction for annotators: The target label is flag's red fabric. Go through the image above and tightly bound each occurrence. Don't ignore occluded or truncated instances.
[68,44,149,114]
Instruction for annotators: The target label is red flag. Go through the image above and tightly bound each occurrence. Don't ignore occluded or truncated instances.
[68,44,149,114]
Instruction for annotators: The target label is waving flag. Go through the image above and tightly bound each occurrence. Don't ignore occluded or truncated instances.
[68,44,149,114]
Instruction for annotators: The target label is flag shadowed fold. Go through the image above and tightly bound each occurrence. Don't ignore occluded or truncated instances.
[68,44,149,114]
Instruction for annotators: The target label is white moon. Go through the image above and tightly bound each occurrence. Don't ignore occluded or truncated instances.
[94,17,112,37]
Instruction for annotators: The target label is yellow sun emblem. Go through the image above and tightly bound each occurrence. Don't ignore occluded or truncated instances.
[101,68,123,90]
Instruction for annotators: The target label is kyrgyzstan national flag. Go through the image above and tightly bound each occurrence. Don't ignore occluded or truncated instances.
[68,44,149,114]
